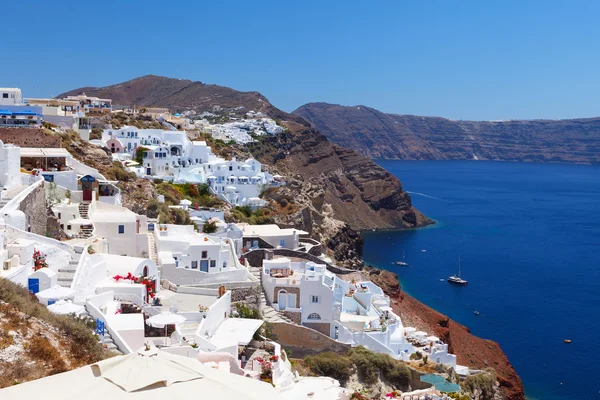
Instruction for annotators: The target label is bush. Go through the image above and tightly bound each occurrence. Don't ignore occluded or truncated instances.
[349,346,410,388]
[410,351,422,360]
[106,162,136,182]
[305,352,353,385]
[202,220,218,234]
[90,127,103,140]
[0,279,108,368]
[235,303,261,320]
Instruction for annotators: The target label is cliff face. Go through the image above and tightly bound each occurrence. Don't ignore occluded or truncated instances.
[369,269,525,400]
[294,102,600,164]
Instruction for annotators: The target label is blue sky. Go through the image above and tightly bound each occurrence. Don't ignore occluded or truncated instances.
[3,0,599,120]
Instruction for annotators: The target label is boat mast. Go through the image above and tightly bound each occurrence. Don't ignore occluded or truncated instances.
[458,255,461,278]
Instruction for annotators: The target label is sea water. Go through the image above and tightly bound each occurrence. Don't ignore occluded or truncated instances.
[363,160,600,400]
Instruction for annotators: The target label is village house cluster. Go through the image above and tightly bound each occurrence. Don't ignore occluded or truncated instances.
[0,87,467,400]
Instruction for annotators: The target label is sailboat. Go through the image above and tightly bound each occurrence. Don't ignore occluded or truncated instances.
[448,256,468,285]
[395,249,409,266]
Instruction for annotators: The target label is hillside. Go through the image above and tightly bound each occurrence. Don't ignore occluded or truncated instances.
[60,76,432,240]
[294,102,600,164]
[0,279,111,388]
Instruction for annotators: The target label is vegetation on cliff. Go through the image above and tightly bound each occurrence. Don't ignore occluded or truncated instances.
[0,279,112,388]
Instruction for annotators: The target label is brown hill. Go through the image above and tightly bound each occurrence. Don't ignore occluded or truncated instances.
[294,102,600,164]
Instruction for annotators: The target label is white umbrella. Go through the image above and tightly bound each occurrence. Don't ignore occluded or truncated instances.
[426,335,440,343]
[404,327,417,333]
[414,331,427,337]
[179,199,192,206]
[47,300,85,315]
[146,312,186,345]
[0,344,280,400]
[36,286,75,303]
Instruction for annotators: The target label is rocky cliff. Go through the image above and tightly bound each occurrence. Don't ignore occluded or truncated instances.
[368,269,525,400]
[294,102,600,164]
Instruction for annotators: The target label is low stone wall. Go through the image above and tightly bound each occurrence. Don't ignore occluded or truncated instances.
[303,322,331,336]
[271,322,351,358]
[243,248,354,275]
[282,311,301,325]
[231,286,260,306]
[18,182,47,235]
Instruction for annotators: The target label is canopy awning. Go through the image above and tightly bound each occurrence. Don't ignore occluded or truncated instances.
[36,286,75,301]
[19,148,72,158]
[0,345,280,400]
[209,318,264,348]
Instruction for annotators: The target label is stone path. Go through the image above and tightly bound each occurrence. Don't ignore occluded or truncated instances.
[147,232,158,264]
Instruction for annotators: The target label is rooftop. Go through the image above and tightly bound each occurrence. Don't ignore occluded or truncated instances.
[19,148,72,158]
[237,223,308,237]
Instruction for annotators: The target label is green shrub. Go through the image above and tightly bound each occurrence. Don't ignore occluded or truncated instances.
[202,220,218,234]
[235,303,261,319]
[106,162,136,182]
[305,352,353,385]
[349,346,410,388]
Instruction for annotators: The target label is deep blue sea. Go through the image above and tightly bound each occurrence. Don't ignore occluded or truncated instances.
[363,160,600,400]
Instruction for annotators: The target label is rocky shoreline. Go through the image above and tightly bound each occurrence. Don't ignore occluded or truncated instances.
[369,269,525,400]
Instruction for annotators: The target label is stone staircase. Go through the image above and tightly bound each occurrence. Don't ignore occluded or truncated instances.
[78,202,90,219]
[147,232,158,264]
[178,321,200,339]
[248,265,294,324]
[57,247,84,288]
[99,328,121,353]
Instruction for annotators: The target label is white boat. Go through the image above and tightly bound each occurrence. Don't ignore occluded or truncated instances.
[395,249,409,266]
[448,256,468,285]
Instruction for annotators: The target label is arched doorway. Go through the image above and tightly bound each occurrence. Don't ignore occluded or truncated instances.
[277,290,287,310]
[80,175,96,202]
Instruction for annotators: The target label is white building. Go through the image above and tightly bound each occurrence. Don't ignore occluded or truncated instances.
[100,126,277,206]
[0,88,22,106]
[87,201,149,257]
[155,224,254,286]
[0,141,21,192]
[237,224,308,251]
[260,255,458,368]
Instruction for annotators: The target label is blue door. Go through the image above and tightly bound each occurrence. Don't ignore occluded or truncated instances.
[200,260,209,272]
[28,278,39,294]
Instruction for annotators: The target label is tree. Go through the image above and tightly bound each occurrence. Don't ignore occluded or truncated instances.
[202,220,218,234]
[135,147,149,165]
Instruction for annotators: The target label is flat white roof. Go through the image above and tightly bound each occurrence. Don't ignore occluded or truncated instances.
[237,223,308,237]
[209,318,264,348]
[19,148,72,158]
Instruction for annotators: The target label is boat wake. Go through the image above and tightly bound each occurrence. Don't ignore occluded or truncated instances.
[406,191,448,202]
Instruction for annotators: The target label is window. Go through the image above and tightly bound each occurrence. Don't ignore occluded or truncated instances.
[223,261,227,268]
[58,213,61,219]
[201,251,207,258]
[210,260,216,269]
[118,225,125,234]
[67,225,72,230]
[2,93,8,99]
[311,296,320,304]
[191,261,198,269]
[307,313,321,320]
[229,166,233,171]
[279,239,285,247]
